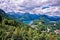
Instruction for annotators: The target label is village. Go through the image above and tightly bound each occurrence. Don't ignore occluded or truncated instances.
[29,20,60,35]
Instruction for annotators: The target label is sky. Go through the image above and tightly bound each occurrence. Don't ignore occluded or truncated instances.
[0,0,60,16]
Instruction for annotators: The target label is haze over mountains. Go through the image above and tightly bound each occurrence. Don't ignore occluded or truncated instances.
[0,8,60,24]
[7,12,60,21]
[0,0,60,16]
[0,0,60,24]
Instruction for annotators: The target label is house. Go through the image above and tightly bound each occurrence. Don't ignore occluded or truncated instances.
[41,30,46,33]
[47,28,50,32]
[54,30,60,35]
[31,25,38,30]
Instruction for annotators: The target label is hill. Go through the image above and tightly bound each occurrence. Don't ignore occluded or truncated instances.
[0,9,60,40]
[7,12,60,24]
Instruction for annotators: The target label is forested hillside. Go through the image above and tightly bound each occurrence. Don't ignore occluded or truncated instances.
[0,9,60,40]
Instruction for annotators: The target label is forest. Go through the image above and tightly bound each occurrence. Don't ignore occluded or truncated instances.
[0,9,60,40]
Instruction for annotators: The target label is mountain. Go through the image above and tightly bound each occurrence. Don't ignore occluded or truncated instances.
[7,12,60,23]
[0,9,14,20]
[0,9,10,19]
[39,15,60,21]
[0,9,6,17]
[7,12,40,21]
[0,9,60,24]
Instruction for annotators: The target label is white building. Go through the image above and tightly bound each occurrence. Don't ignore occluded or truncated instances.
[47,28,50,32]
[54,30,60,35]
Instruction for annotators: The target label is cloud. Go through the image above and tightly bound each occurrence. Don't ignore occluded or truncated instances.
[42,6,60,16]
[0,0,50,11]
[28,6,60,16]
[51,0,60,6]
[0,0,60,16]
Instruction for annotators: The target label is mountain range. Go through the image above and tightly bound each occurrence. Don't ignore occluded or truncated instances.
[7,12,60,23]
[0,9,60,24]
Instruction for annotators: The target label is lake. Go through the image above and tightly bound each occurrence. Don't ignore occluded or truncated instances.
[23,21,33,24]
